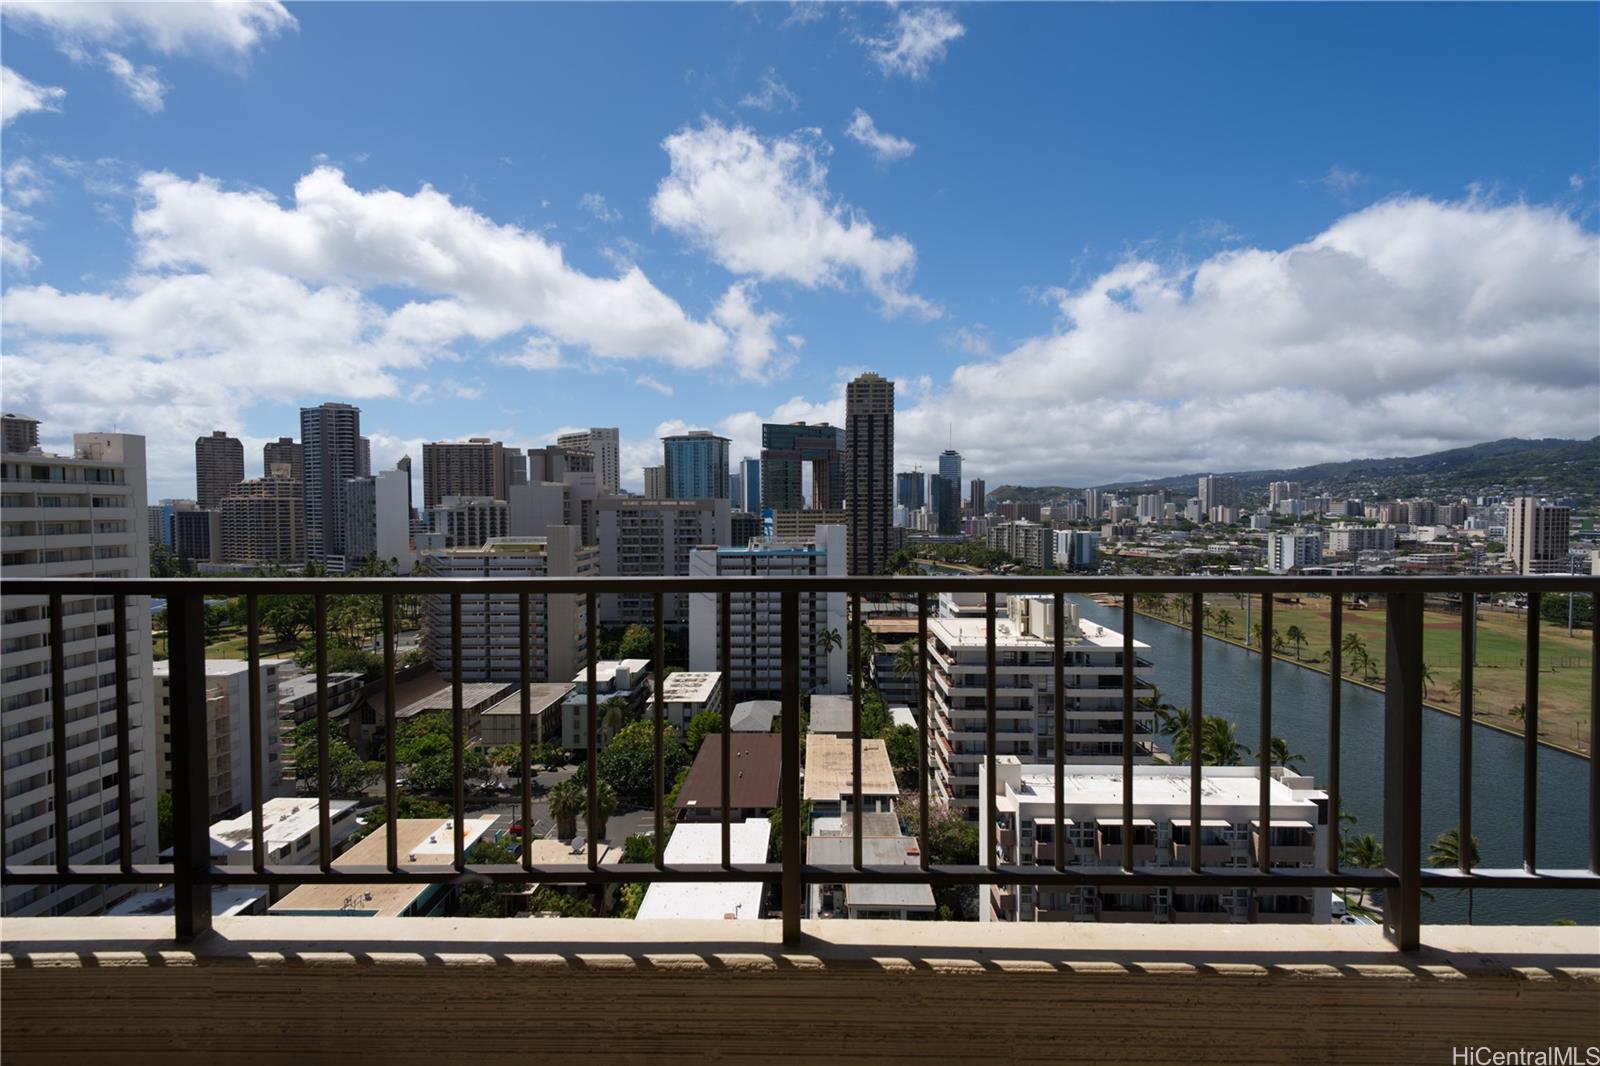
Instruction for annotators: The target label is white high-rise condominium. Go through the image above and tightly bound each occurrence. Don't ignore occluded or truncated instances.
[927,595,1155,820]
[300,402,362,566]
[688,526,847,697]
[1504,497,1572,575]
[596,497,731,627]
[1,429,158,916]
[556,428,621,495]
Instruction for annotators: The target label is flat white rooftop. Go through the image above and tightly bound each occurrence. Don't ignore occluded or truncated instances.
[209,797,357,856]
[661,671,721,704]
[930,615,1148,651]
[634,820,768,922]
[1003,763,1319,818]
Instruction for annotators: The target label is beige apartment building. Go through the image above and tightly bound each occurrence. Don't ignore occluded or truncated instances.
[219,467,304,566]
[194,430,245,510]
[1505,496,1571,575]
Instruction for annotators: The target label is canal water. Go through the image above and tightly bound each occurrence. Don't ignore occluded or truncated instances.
[1067,595,1598,926]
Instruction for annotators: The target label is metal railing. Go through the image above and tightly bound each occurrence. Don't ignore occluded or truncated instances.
[2,574,1596,949]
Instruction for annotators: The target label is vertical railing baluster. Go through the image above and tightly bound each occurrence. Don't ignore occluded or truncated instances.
[1258,592,1273,875]
[1523,593,1540,873]
[246,593,264,874]
[781,589,802,944]
[1189,591,1202,875]
[1383,590,1424,951]
[168,590,212,940]
[48,594,68,875]
[1121,594,1134,873]
[1590,608,1598,875]
[113,593,132,873]
[519,591,532,874]
[1053,591,1065,874]
[1459,592,1473,878]
[653,592,665,870]
[451,593,465,871]
[986,590,997,873]
[917,590,929,875]
[1327,593,1342,875]
[586,592,598,871]
[315,593,331,871]
[385,594,399,873]
[720,591,731,870]
[851,590,863,870]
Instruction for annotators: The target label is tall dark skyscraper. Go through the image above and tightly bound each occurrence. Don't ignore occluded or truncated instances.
[300,402,362,564]
[845,372,894,575]
[970,478,987,515]
[263,436,304,482]
[760,422,843,511]
[895,470,925,511]
[194,430,244,509]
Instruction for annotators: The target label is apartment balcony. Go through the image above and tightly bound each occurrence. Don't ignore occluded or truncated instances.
[1034,838,1072,864]
[2,572,1596,1061]
[1252,823,1316,867]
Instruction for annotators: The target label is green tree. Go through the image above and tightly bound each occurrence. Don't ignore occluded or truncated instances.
[621,833,656,865]
[892,636,923,681]
[548,778,586,840]
[1420,662,1437,700]
[859,686,892,739]
[598,720,688,804]
[1171,716,1245,767]
[528,886,596,917]
[614,624,655,661]
[925,799,980,919]
[1265,735,1305,773]
[814,627,842,658]
[615,881,647,919]
[456,836,523,917]
[289,722,382,796]
[1284,625,1307,661]
[1428,826,1482,924]
[1346,833,1385,910]
[156,791,173,851]
[1213,608,1235,640]
[883,724,919,786]
[685,711,723,754]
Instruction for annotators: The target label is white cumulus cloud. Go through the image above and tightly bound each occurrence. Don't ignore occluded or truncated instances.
[844,108,915,162]
[100,51,167,112]
[861,7,965,80]
[652,119,937,318]
[739,67,800,112]
[891,195,1600,485]
[1,65,66,125]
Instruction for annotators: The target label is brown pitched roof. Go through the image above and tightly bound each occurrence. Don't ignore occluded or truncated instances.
[674,733,782,814]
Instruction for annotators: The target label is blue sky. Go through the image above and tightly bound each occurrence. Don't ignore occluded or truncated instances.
[3,2,1596,500]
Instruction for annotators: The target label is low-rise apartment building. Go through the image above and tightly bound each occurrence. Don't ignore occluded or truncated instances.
[979,758,1332,925]
[928,595,1156,819]
[560,658,652,750]
[659,670,723,731]
[154,658,290,819]
[807,811,934,920]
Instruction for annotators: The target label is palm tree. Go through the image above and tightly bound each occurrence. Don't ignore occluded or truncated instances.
[893,636,923,680]
[1420,662,1437,700]
[1174,596,1192,626]
[1508,702,1526,723]
[1214,608,1235,641]
[815,627,842,658]
[1266,736,1305,773]
[1249,622,1263,649]
[1171,716,1245,767]
[1428,827,1482,923]
[1346,833,1385,910]
[597,695,630,744]
[548,778,586,840]
[1340,633,1367,678]
[1285,625,1307,661]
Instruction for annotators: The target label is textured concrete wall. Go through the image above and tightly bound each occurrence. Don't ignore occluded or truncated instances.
[3,918,1597,1064]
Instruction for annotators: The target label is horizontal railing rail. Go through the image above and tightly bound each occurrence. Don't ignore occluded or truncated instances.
[2,573,1595,948]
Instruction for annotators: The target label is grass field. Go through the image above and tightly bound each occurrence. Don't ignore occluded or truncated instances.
[1142,593,1593,757]
[151,625,298,663]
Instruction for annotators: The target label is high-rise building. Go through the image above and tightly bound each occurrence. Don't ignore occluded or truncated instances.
[1197,474,1239,516]
[1084,488,1104,520]
[357,436,372,478]
[928,595,1154,820]
[152,659,287,820]
[730,509,762,546]
[663,431,729,500]
[987,519,1053,568]
[845,373,894,576]
[930,475,961,535]
[343,477,377,564]
[895,471,925,511]
[938,449,962,487]
[2,412,41,454]
[1,428,157,916]
[1268,531,1324,574]
[1268,481,1301,509]
[970,478,987,515]
[688,526,847,697]
[422,438,512,510]
[194,430,245,510]
[263,437,303,483]
[1053,529,1100,571]
[642,465,667,500]
[738,457,760,513]
[373,467,415,573]
[980,760,1330,924]
[430,495,510,548]
[420,531,595,682]
[597,497,731,626]
[761,422,844,512]
[1505,497,1572,575]
[172,508,220,564]
[556,428,621,494]
[219,469,304,566]
[300,402,362,565]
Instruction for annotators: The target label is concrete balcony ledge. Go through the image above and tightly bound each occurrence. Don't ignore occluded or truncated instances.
[3,918,1598,1063]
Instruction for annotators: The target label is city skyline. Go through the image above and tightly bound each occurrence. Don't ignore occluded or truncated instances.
[2,3,1597,501]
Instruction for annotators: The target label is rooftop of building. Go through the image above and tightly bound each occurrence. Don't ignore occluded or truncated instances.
[269,816,498,918]
[660,671,721,704]
[479,682,575,719]
[803,734,898,803]
[1000,762,1322,819]
[811,812,904,838]
[107,886,265,919]
[806,694,855,735]
[730,700,780,732]
[209,797,357,855]
[522,838,621,892]
[675,734,782,813]
[569,659,651,691]
[154,657,287,679]
[278,671,365,701]
[806,836,935,911]
[633,820,768,921]
[930,612,1148,651]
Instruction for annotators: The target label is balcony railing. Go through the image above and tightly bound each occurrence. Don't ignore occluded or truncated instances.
[1,574,1596,949]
